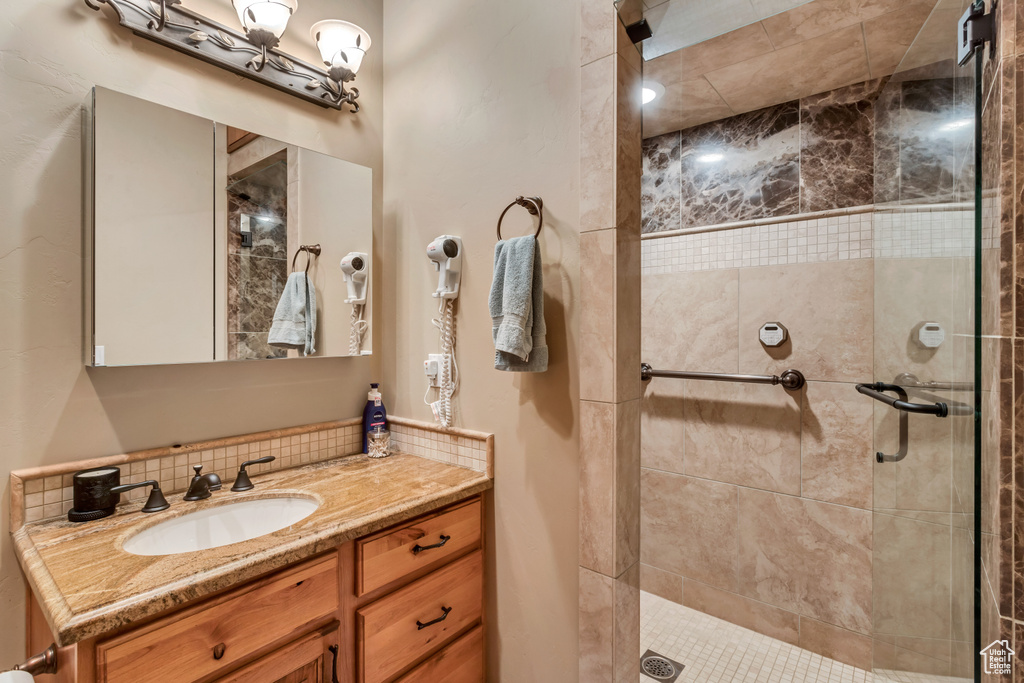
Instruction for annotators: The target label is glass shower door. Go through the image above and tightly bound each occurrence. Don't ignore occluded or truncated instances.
[869,2,984,679]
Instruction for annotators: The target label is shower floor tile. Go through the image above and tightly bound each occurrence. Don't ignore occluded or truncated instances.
[640,591,969,683]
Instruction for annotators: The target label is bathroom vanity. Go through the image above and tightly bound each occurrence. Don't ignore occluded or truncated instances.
[14,453,491,683]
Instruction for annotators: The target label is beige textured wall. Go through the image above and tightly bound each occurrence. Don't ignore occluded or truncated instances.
[381,0,581,679]
[0,0,382,661]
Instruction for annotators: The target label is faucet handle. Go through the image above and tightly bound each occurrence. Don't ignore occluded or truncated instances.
[231,456,276,492]
[109,480,170,513]
[192,464,204,477]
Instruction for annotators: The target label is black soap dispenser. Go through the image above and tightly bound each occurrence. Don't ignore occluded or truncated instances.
[67,466,121,522]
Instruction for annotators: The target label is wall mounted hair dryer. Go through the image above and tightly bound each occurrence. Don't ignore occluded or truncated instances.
[340,252,369,304]
[426,236,463,299]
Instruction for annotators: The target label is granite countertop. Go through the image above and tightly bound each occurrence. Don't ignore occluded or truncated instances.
[13,453,492,646]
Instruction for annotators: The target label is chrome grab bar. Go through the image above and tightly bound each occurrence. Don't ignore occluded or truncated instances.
[640,363,805,391]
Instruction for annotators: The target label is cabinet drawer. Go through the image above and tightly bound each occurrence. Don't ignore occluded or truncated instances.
[357,550,483,683]
[356,499,481,596]
[394,625,484,683]
[97,554,339,683]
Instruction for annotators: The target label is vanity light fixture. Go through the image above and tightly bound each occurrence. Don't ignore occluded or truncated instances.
[83,0,370,112]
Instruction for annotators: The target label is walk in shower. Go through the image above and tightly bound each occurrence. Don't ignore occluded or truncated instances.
[622,0,993,679]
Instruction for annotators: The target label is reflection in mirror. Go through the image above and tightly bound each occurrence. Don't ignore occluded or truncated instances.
[84,87,372,366]
[217,127,373,361]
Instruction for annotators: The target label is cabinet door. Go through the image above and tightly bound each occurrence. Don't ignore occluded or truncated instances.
[216,623,340,683]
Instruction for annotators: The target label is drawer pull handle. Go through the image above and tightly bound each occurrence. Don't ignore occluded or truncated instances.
[213,643,226,660]
[412,534,451,555]
[329,644,340,683]
[416,606,453,630]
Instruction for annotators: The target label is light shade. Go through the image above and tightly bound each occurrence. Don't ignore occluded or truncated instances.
[232,0,298,39]
[311,20,371,75]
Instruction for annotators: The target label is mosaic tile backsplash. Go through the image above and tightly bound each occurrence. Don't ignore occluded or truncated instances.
[14,417,492,526]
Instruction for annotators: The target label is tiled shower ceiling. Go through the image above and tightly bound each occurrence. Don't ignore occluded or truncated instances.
[642,0,817,59]
[642,0,959,137]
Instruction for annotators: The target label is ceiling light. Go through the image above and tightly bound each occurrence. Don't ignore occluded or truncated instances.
[642,82,665,105]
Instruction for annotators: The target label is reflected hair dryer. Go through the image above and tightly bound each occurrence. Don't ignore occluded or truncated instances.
[340,252,369,304]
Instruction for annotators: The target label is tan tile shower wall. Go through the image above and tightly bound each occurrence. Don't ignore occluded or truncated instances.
[639,253,966,674]
[578,3,644,682]
[11,417,493,529]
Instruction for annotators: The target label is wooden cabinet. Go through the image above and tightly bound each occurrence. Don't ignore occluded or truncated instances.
[26,495,485,683]
[355,499,482,596]
[215,622,339,683]
[395,626,485,683]
[96,555,339,683]
[357,551,483,683]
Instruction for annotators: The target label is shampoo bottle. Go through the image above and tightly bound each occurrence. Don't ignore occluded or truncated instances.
[362,383,388,453]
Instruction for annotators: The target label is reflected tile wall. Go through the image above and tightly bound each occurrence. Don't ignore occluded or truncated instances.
[227,162,289,361]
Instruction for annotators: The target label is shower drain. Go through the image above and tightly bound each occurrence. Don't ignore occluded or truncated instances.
[641,649,684,682]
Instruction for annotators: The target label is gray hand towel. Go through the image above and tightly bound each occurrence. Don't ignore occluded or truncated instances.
[489,236,548,372]
[268,271,317,356]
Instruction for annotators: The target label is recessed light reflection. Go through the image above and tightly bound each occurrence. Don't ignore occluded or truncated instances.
[696,153,724,163]
[941,118,973,132]
[642,82,664,105]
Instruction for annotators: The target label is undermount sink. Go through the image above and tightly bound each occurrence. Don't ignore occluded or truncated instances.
[122,497,319,556]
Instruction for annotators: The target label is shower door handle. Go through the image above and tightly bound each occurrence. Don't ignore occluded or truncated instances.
[855,383,949,417]
[855,383,948,463]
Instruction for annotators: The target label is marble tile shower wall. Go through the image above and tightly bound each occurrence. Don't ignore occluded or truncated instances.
[642,80,883,234]
[642,77,969,237]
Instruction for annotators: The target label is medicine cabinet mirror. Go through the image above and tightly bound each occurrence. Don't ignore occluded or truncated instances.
[83,87,372,366]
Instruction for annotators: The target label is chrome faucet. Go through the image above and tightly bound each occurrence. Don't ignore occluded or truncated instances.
[183,465,222,501]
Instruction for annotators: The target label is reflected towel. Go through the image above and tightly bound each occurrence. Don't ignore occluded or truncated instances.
[268,272,316,356]
[489,236,547,372]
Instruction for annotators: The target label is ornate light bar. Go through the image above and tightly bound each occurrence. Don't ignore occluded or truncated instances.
[84,0,369,112]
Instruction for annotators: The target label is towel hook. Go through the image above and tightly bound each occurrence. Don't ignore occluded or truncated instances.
[497,196,544,240]
[291,244,321,275]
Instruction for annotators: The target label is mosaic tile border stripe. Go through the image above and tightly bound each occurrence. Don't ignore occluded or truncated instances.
[389,416,493,478]
[11,416,494,529]
[641,203,986,275]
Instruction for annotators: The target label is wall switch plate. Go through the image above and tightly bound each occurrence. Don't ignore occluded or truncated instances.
[94,345,106,366]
